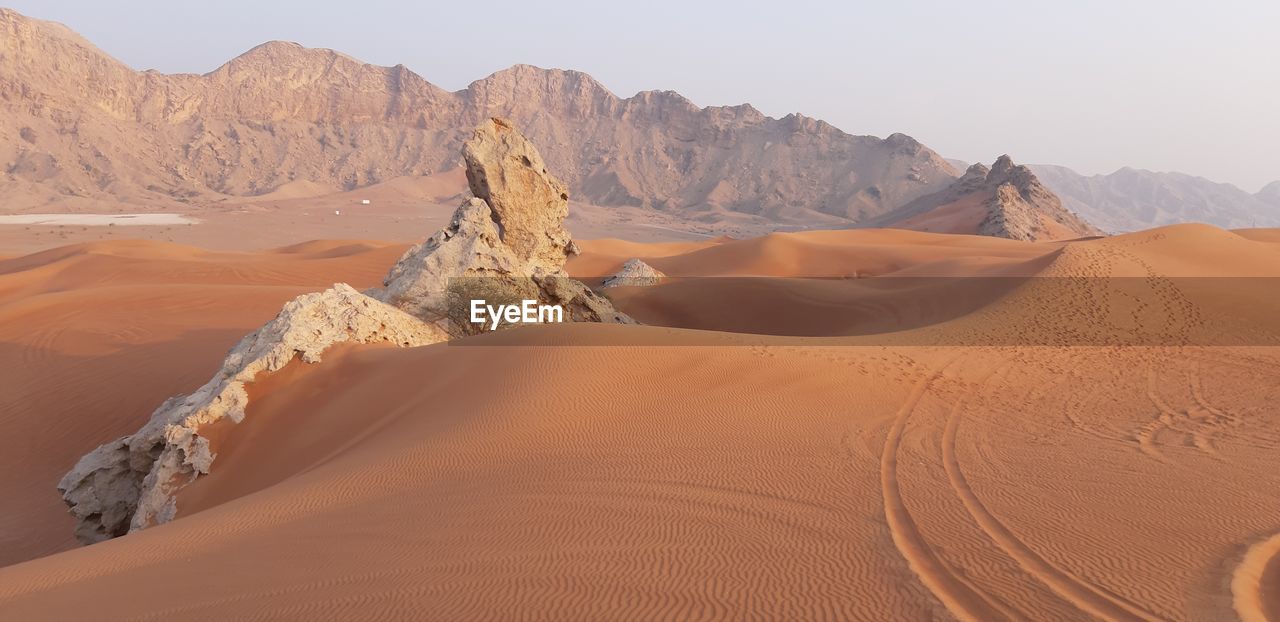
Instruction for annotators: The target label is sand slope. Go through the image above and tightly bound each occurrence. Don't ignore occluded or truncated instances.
[1,226,1280,620]
[0,239,408,566]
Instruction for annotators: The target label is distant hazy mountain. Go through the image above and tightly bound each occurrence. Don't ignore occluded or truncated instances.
[872,156,1100,241]
[1029,165,1279,232]
[0,8,956,223]
[1258,181,1280,209]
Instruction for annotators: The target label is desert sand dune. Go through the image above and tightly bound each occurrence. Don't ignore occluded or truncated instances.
[567,237,725,277]
[0,239,409,567]
[1,225,1280,620]
[573,228,1053,279]
[2,336,1277,620]
[1233,228,1280,244]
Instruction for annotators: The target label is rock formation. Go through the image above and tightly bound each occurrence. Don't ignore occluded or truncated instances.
[59,119,631,543]
[58,284,446,542]
[873,156,1102,242]
[460,118,572,265]
[0,8,955,224]
[373,118,632,335]
[602,259,667,288]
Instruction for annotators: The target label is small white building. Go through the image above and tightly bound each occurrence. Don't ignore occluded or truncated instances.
[360,199,371,205]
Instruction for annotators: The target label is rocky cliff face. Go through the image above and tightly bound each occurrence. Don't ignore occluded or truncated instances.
[875,156,1102,242]
[977,156,1102,241]
[59,119,632,543]
[0,9,956,222]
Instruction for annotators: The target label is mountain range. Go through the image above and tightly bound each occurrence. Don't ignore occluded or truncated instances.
[1028,165,1280,232]
[0,8,955,226]
[0,7,1274,234]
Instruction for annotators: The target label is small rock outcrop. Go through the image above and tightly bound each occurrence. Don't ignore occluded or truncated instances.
[58,284,446,543]
[59,119,632,543]
[601,259,666,288]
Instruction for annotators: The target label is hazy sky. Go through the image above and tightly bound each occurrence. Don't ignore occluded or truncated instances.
[10,0,1279,190]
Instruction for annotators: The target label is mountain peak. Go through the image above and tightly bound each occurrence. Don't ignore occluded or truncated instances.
[216,40,368,75]
[0,7,69,34]
[879,155,1100,241]
[470,64,612,91]
[462,64,621,119]
[953,163,992,193]
[0,7,125,66]
[885,132,928,154]
[990,154,1017,177]
[1258,181,1280,207]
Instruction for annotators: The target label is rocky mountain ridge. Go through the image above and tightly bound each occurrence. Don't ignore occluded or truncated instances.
[875,156,1102,241]
[1259,181,1280,208]
[0,8,956,224]
[1030,164,1280,232]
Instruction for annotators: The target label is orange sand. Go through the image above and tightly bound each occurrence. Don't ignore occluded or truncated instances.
[0,239,408,566]
[1,225,1279,620]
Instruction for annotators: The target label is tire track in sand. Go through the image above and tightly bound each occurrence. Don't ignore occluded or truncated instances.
[1139,366,1221,461]
[879,361,1018,621]
[942,363,1165,622]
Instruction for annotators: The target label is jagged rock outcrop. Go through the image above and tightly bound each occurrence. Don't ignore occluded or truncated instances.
[58,284,446,543]
[977,156,1101,241]
[0,8,955,222]
[59,119,631,543]
[602,259,666,288]
[872,155,1102,242]
[373,118,633,335]
[461,118,572,265]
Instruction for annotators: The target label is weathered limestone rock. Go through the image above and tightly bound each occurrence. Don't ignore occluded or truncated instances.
[462,117,573,266]
[602,259,666,288]
[373,198,629,334]
[376,197,521,324]
[373,118,633,335]
[59,284,446,543]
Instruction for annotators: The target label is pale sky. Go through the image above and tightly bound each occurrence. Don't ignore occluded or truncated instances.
[9,0,1279,191]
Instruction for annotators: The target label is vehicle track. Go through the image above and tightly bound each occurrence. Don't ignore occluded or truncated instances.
[878,361,1018,621]
[942,361,1165,622]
